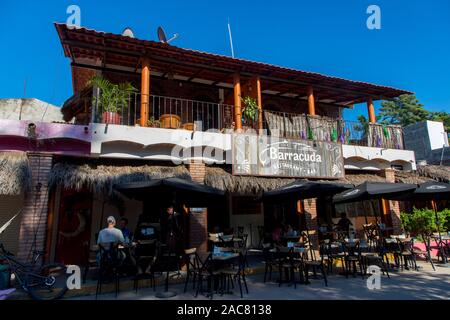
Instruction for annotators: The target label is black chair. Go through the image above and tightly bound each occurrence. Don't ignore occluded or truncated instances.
[96,242,123,299]
[416,234,435,271]
[321,240,345,275]
[183,248,202,293]
[195,253,219,299]
[358,239,390,278]
[220,251,249,298]
[302,233,327,286]
[82,240,97,283]
[397,238,416,270]
[132,239,158,293]
[342,240,363,278]
[262,244,277,283]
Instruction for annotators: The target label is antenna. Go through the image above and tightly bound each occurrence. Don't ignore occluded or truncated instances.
[227,18,235,58]
[122,27,135,38]
[157,26,179,44]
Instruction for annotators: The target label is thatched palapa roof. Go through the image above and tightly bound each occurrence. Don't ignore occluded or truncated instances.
[417,165,450,183]
[48,162,190,195]
[204,167,296,196]
[0,152,31,195]
[204,167,392,196]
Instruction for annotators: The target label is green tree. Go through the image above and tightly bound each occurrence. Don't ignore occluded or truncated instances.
[379,94,429,127]
[430,111,450,132]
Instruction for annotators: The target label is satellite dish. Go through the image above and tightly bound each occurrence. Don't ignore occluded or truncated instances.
[157,26,179,44]
[122,27,135,38]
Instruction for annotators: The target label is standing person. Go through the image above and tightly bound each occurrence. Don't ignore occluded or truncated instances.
[161,205,183,253]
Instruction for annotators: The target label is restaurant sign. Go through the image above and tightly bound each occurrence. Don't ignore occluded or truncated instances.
[232,134,344,179]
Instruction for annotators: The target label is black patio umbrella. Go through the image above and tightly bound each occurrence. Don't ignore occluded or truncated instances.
[333,182,417,204]
[263,180,354,201]
[114,177,225,207]
[333,182,417,224]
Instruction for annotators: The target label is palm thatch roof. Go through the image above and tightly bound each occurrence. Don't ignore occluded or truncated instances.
[417,165,450,183]
[48,162,190,195]
[204,167,397,196]
[0,152,31,195]
[394,170,432,184]
[204,167,296,196]
[341,173,386,185]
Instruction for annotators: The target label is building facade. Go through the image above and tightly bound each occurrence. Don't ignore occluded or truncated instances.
[0,23,423,264]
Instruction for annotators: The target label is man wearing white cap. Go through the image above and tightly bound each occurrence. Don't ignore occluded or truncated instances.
[97,216,125,245]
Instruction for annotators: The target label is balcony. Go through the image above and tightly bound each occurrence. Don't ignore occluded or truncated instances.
[263,110,405,150]
[90,91,234,132]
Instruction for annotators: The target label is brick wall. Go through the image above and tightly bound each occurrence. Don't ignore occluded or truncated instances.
[380,169,402,234]
[303,198,319,248]
[189,209,208,253]
[187,161,208,252]
[188,161,206,183]
[17,153,53,263]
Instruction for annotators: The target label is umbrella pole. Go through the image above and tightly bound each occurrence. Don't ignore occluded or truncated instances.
[432,200,447,265]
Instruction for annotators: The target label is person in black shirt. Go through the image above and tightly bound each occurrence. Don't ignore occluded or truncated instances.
[336,212,352,236]
[161,205,183,253]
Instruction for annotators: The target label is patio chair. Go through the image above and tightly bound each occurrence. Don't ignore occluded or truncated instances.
[275,247,302,288]
[384,238,402,268]
[96,242,123,299]
[358,239,390,278]
[82,240,98,283]
[195,253,220,299]
[342,240,363,278]
[320,240,345,275]
[220,251,249,298]
[302,234,327,286]
[416,234,435,271]
[132,239,158,293]
[183,248,202,293]
[262,243,277,283]
[397,238,417,270]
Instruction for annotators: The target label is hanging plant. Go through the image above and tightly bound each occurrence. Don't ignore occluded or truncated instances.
[331,128,337,142]
[307,127,315,140]
[383,126,390,139]
[241,96,259,125]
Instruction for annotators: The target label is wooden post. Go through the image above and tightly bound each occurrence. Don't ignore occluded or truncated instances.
[255,76,263,132]
[233,73,242,130]
[367,97,376,123]
[140,57,151,127]
[307,86,316,116]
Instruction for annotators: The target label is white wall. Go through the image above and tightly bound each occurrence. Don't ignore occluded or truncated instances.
[427,120,449,150]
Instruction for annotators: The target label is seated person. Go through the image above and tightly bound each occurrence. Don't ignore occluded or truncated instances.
[335,213,353,236]
[97,216,124,245]
[118,217,132,243]
[272,224,283,245]
[97,216,125,263]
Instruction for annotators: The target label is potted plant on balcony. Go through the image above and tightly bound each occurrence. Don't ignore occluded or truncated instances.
[147,116,161,128]
[89,75,137,125]
[241,96,259,130]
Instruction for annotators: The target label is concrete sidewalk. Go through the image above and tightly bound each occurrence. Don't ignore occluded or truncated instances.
[69,261,450,300]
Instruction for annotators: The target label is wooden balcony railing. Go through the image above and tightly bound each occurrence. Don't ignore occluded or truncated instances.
[263,110,404,149]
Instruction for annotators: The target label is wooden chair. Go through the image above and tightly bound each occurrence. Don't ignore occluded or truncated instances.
[301,234,328,286]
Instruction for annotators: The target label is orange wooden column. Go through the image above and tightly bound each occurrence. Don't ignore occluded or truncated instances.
[255,76,263,132]
[233,73,242,130]
[307,86,316,116]
[140,57,151,127]
[367,97,376,123]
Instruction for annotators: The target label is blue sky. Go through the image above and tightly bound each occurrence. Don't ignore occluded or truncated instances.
[0,0,449,121]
